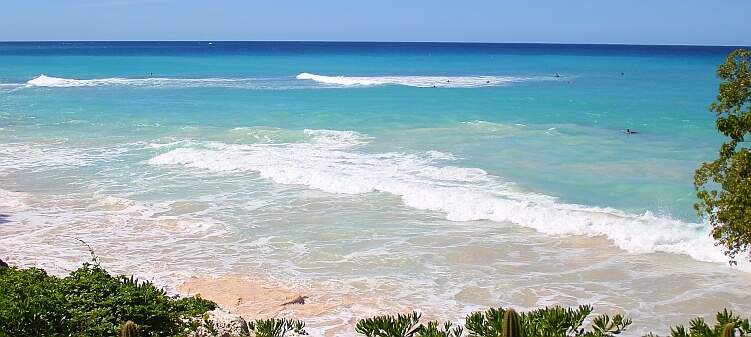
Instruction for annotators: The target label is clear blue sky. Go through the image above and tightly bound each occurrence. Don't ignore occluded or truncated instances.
[2,0,750,46]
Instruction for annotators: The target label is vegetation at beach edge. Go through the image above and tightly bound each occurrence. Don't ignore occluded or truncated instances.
[2,260,750,337]
[0,259,217,337]
[358,306,749,337]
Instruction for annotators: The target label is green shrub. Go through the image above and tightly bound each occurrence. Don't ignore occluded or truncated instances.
[465,307,507,337]
[0,262,216,337]
[5,259,749,337]
[0,266,67,336]
[457,305,630,337]
[643,309,750,337]
[356,311,422,337]
[417,321,463,337]
[355,311,461,337]
[249,317,306,337]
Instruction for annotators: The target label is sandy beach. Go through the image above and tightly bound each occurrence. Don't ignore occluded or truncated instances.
[178,276,391,336]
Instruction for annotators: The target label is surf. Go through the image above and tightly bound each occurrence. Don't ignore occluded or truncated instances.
[295,72,548,88]
[24,74,294,90]
[23,73,555,90]
[146,128,747,273]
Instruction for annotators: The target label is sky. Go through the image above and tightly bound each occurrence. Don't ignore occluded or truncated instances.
[1,0,750,46]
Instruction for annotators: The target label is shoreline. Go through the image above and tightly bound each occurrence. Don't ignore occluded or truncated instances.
[176,275,456,337]
[177,276,372,336]
[2,253,750,337]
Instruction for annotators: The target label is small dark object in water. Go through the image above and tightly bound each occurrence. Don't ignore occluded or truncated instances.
[281,295,309,306]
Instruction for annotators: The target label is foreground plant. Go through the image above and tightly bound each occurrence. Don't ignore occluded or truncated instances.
[358,305,631,337]
[643,309,750,337]
[0,262,217,337]
[356,311,423,337]
[417,321,463,337]
[249,318,307,337]
[466,304,630,337]
[121,320,140,337]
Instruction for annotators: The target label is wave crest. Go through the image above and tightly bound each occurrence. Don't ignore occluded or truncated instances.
[28,74,99,87]
[23,73,550,90]
[25,75,285,89]
[296,72,538,88]
[146,135,744,271]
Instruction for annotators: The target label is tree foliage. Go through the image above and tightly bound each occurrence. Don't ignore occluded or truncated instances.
[694,49,751,264]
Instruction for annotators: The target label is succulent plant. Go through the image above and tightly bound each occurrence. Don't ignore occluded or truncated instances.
[356,311,422,337]
[502,308,521,337]
[121,320,139,337]
[723,323,736,337]
[249,317,306,337]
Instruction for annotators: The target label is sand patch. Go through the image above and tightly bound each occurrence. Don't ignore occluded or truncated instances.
[177,276,391,336]
[180,276,310,318]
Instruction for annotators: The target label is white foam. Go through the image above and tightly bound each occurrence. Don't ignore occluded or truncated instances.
[304,129,371,149]
[0,142,94,172]
[296,72,537,88]
[25,75,291,90]
[22,73,543,90]
[146,132,746,272]
[425,150,460,161]
[0,83,26,93]
[27,74,134,87]
[0,188,30,209]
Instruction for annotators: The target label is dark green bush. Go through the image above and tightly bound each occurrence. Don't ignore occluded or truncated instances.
[0,262,216,337]
[0,266,67,336]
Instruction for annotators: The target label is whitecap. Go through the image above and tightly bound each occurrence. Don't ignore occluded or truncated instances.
[145,137,746,272]
[296,72,539,88]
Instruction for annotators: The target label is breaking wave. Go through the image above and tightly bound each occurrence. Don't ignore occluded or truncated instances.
[295,72,548,88]
[21,73,555,90]
[25,74,292,89]
[146,129,748,273]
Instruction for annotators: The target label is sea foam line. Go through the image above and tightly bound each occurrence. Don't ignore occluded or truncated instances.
[24,74,291,89]
[22,73,549,90]
[146,130,749,273]
[295,72,540,88]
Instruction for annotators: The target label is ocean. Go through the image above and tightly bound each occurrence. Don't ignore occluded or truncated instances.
[1,41,749,336]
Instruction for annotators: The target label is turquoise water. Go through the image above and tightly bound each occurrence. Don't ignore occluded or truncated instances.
[1,42,750,336]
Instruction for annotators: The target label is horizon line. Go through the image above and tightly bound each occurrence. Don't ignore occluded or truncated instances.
[1,39,749,48]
